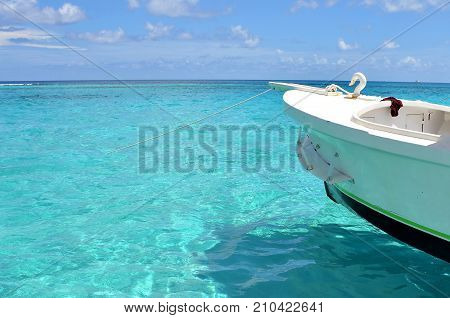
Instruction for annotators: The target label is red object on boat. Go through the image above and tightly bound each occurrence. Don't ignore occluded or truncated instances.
[382,97,403,117]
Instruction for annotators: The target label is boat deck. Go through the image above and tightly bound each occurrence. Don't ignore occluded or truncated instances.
[283,89,440,147]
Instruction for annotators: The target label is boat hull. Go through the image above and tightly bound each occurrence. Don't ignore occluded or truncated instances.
[325,182,450,262]
[277,84,450,261]
[286,103,450,261]
[301,127,450,241]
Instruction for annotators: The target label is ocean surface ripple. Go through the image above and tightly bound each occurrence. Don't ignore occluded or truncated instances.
[0,80,449,297]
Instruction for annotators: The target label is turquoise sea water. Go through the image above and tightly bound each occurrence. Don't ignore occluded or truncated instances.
[0,80,449,298]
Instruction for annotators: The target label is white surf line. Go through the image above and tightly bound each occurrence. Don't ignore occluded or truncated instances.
[107,88,274,154]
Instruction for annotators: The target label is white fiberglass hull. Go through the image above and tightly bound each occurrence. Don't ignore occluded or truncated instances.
[278,86,450,260]
[304,126,450,240]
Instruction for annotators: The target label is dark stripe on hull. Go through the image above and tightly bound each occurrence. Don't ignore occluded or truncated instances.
[324,182,450,263]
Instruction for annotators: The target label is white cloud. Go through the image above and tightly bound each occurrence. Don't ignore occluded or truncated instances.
[128,0,140,9]
[399,56,421,66]
[280,56,305,66]
[282,56,305,65]
[0,0,85,24]
[326,0,339,7]
[337,58,346,65]
[366,56,392,67]
[383,40,399,49]
[146,0,210,17]
[383,0,423,12]
[178,32,193,40]
[313,54,328,65]
[146,22,173,40]
[276,49,305,65]
[56,3,85,23]
[14,42,69,49]
[338,38,359,50]
[230,25,260,48]
[77,28,125,44]
[362,0,445,12]
[0,25,67,49]
[383,56,392,66]
[290,0,319,12]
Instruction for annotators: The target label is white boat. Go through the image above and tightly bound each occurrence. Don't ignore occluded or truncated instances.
[270,73,450,261]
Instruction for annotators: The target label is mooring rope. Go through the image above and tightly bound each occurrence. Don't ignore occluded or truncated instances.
[325,84,352,96]
[107,88,274,154]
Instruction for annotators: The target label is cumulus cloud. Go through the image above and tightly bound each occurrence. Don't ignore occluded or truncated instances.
[313,54,328,65]
[383,40,399,49]
[276,49,305,65]
[146,22,173,40]
[290,0,319,12]
[384,0,423,12]
[362,0,446,12]
[178,32,193,40]
[338,38,359,50]
[230,25,260,48]
[146,0,210,17]
[128,0,140,9]
[0,0,85,24]
[326,0,339,7]
[398,56,421,66]
[77,28,125,44]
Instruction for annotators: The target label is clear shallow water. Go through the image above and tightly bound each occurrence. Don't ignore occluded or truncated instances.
[0,80,449,298]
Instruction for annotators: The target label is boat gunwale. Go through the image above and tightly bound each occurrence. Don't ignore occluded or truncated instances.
[284,104,450,168]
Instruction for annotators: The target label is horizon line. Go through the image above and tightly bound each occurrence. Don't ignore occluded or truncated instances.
[1,79,449,85]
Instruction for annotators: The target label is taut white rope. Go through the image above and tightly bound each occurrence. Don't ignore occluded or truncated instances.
[108,88,274,154]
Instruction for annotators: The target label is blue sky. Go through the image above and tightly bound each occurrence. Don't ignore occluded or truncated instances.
[0,0,449,82]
